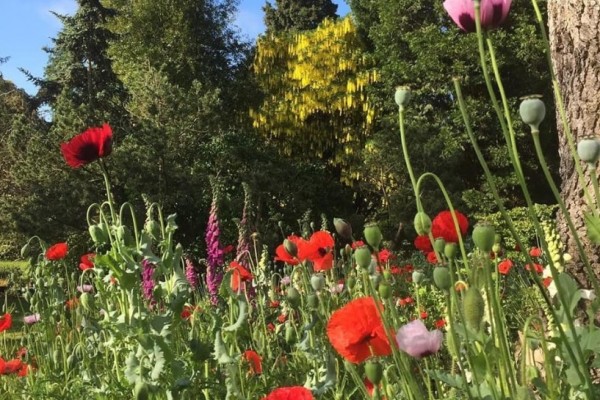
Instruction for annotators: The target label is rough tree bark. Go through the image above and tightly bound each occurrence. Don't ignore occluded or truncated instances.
[548,0,600,286]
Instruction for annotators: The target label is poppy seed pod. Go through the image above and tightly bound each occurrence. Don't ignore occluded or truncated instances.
[307,293,319,309]
[472,222,496,253]
[412,270,425,284]
[286,287,301,308]
[394,86,412,108]
[378,282,392,299]
[310,274,326,291]
[414,212,432,235]
[365,360,383,385]
[283,239,298,257]
[463,288,485,331]
[577,138,600,164]
[285,322,296,344]
[334,218,353,240]
[519,96,546,131]
[354,246,372,269]
[433,267,452,291]
[364,223,383,249]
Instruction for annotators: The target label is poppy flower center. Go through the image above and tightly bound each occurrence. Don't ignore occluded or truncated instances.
[78,143,101,162]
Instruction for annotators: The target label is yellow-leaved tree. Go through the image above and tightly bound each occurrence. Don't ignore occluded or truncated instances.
[251,17,378,184]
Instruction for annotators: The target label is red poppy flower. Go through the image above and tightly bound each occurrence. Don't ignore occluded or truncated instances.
[66,297,79,310]
[431,210,469,243]
[498,259,513,275]
[267,323,275,332]
[262,386,314,400]
[397,297,414,307]
[378,249,395,264]
[0,313,12,332]
[229,261,253,292]
[15,347,27,359]
[305,231,335,272]
[222,244,235,254]
[79,253,95,271]
[60,123,113,168]
[526,263,544,274]
[243,350,262,375]
[404,264,414,274]
[270,300,280,308]
[420,311,428,319]
[327,297,394,364]
[351,240,365,249]
[46,242,68,261]
[414,235,433,253]
[274,235,308,265]
[426,251,439,264]
[0,358,23,375]
[543,277,553,287]
[529,247,542,257]
[181,305,193,320]
[435,319,446,329]
[389,266,403,275]
[277,313,287,324]
[17,363,29,377]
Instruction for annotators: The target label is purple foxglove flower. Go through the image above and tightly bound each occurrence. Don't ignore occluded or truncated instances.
[185,257,199,289]
[443,0,512,33]
[77,284,94,293]
[205,197,224,305]
[396,320,443,358]
[141,259,156,301]
[23,313,41,325]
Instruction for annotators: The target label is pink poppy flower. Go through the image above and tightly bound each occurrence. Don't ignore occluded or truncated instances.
[443,0,512,33]
[396,320,443,358]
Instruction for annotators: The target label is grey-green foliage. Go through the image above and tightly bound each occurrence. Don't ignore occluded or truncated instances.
[348,0,558,225]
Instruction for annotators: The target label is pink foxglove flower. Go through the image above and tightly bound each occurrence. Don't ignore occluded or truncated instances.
[396,320,443,358]
[443,0,512,33]
[23,314,41,325]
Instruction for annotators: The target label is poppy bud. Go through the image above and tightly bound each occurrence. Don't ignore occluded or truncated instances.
[310,274,326,291]
[80,292,95,312]
[134,380,150,400]
[494,233,502,244]
[577,138,600,164]
[383,270,392,281]
[347,276,356,289]
[307,293,319,309]
[89,224,108,245]
[433,238,446,254]
[433,267,451,291]
[116,225,135,247]
[365,360,383,385]
[364,223,383,249]
[463,288,485,332]
[472,222,496,253]
[354,246,372,269]
[492,243,502,254]
[378,282,392,299]
[334,218,353,240]
[344,244,352,256]
[394,86,412,108]
[519,96,546,131]
[286,287,301,308]
[284,239,298,257]
[413,212,432,235]
[412,270,424,284]
[20,242,31,259]
[444,243,457,259]
[145,219,161,240]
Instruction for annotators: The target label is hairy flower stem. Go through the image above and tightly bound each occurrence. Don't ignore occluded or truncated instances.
[398,107,422,212]
[99,160,117,225]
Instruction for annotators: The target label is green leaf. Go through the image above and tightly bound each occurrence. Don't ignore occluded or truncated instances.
[584,212,600,245]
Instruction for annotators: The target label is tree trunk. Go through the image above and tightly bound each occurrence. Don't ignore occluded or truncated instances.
[549,0,600,287]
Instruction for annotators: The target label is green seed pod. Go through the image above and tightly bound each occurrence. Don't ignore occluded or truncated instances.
[463,288,485,332]
[286,287,301,308]
[307,293,319,309]
[285,322,296,344]
[412,270,424,284]
[433,238,446,253]
[444,243,457,259]
[134,380,150,400]
[365,360,384,385]
[519,96,546,131]
[364,223,383,250]
[433,267,452,291]
[334,218,353,240]
[472,222,496,253]
[577,138,600,164]
[383,270,392,281]
[378,282,392,299]
[283,239,298,257]
[310,274,326,291]
[492,243,502,254]
[354,246,372,269]
[145,219,161,240]
[413,212,432,235]
[394,86,412,108]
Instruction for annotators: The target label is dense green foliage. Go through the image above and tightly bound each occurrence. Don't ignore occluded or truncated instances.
[264,0,338,32]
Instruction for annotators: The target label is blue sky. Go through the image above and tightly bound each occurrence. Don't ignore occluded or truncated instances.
[0,0,350,95]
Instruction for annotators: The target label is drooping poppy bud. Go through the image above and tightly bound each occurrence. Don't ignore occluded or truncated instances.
[284,239,298,257]
[365,360,383,385]
[334,218,353,240]
[519,96,546,132]
[286,287,301,308]
[414,212,432,235]
[144,219,161,241]
[472,222,496,253]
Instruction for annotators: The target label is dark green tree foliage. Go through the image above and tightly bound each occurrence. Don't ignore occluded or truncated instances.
[348,0,557,230]
[264,0,338,32]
